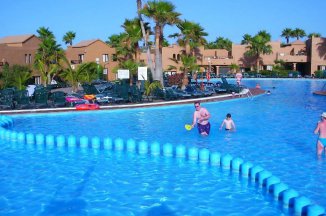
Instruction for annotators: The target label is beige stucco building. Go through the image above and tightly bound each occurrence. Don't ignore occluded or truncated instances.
[0,34,325,83]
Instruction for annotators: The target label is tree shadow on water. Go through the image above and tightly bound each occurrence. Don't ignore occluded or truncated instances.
[38,164,96,216]
[146,204,176,216]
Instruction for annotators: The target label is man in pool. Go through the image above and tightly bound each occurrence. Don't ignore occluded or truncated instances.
[314,112,326,155]
[191,101,211,136]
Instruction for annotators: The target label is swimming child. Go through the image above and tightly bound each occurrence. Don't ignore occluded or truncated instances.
[220,113,236,131]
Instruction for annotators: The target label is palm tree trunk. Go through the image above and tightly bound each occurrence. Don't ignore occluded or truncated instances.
[154,25,163,84]
[137,0,155,77]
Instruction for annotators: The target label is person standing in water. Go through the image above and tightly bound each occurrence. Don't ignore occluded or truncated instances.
[191,101,211,136]
[314,112,326,155]
[220,113,236,131]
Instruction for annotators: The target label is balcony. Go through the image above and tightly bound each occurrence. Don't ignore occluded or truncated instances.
[71,60,82,64]
[277,52,308,62]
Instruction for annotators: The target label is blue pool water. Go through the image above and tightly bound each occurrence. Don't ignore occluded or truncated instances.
[1,79,326,215]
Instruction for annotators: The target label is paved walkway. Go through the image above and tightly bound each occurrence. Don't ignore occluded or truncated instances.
[0,88,265,115]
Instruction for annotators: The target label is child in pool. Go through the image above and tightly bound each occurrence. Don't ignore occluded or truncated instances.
[220,113,236,131]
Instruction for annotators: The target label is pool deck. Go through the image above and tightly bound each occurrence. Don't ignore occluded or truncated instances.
[0,88,265,115]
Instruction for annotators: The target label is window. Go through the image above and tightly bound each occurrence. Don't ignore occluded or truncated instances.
[103,68,108,75]
[102,54,109,62]
[173,54,176,59]
[177,54,180,61]
[25,54,32,64]
[78,54,84,62]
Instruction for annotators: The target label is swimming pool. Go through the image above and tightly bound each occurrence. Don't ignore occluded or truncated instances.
[1,79,326,215]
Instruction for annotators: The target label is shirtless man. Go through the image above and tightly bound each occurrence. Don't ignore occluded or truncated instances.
[314,112,326,155]
[220,113,236,131]
[191,101,211,136]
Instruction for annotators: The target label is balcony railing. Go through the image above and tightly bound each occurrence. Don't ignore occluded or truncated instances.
[71,60,82,64]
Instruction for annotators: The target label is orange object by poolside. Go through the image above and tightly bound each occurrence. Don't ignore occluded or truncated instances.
[84,94,96,100]
[76,103,100,110]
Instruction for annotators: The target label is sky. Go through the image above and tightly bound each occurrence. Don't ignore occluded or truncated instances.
[2,0,326,48]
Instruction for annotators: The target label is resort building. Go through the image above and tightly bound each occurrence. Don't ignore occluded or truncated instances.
[65,39,118,81]
[0,34,42,83]
[0,34,325,82]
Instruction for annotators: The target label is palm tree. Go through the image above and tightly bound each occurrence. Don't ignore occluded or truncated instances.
[170,20,207,55]
[244,31,273,72]
[34,27,65,86]
[137,0,155,75]
[59,57,98,92]
[308,33,321,39]
[230,63,239,74]
[121,18,147,62]
[241,34,252,45]
[11,65,32,90]
[63,31,76,46]
[140,0,181,85]
[281,28,292,44]
[292,28,306,40]
[169,20,207,87]
[214,37,232,51]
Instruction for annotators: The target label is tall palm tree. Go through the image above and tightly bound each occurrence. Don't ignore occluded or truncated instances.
[292,28,306,40]
[121,18,147,62]
[63,31,76,46]
[170,20,207,55]
[170,20,207,88]
[281,28,292,44]
[137,0,154,74]
[245,31,272,72]
[34,27,65,85]
[140,0,181,85]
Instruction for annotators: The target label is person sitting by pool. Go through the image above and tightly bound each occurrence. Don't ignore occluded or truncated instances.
[219,113,236,131]
[191,101,211,136]
[256,83,261,89]
[314,112,326,155]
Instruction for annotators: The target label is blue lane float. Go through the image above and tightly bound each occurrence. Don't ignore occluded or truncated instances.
[36,133,45,146]
[250,165,264,182]
[150,142,160,156]
[188,147,198,161]
[307,205,325,216]
[80,136,89,148]
[126,139,136,152]
[103,137,113,150]
[221,154,233,169]
[272,182,289,200]
[210,152,221,166]
[1,115,325,215]
[56,135,65,147]
[257,170,272,187]
[138,140,148,155]
[282,189,299,208]
[91,137,101,149]
[26,133,35,145]
[114,138,124,151]
[240,162,253,177]
[67,135,77,148]
[199,148,209,163]
[294,196,311,215]
[175,144,186,158]
[163,143,173,157]
[231,157,243,172]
